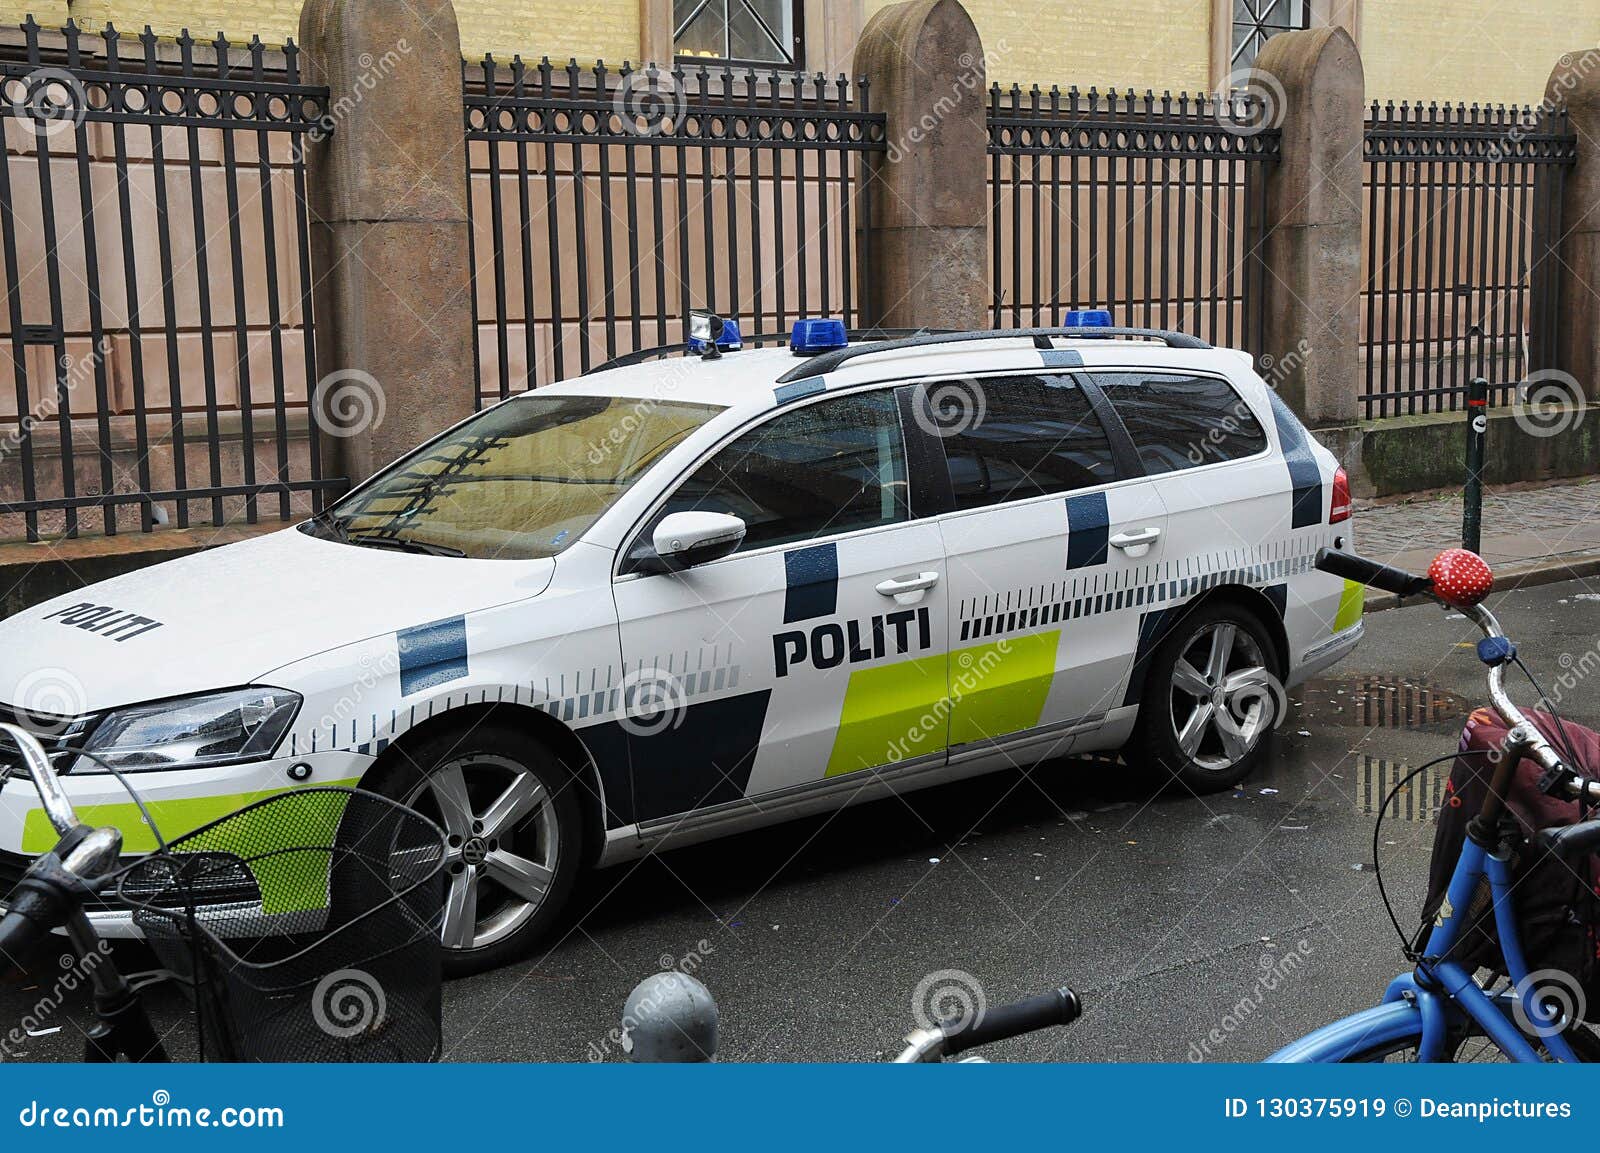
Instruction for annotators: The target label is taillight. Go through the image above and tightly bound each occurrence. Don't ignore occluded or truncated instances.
[1329,466,1351,524]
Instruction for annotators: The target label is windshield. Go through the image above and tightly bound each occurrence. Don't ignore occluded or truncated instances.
[306,393,726,560]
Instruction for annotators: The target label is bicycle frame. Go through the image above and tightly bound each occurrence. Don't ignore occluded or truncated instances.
[1380,835,1583,1063]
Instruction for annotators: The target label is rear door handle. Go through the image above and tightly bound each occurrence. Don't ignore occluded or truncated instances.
[1109,526,1161,557]
[875,571,940,605]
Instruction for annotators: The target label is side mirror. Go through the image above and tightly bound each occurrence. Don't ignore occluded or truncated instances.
[650,511,745,572]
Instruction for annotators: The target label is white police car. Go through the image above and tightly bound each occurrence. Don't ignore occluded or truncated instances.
[0,313,1362,973]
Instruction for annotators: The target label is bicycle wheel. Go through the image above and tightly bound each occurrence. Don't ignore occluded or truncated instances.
[1343,1018,1600,1063]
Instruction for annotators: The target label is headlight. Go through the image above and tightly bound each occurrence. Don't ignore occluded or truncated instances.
[77,688,301,772]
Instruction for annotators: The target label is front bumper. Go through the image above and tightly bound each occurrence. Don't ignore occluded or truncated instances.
[0,749,371,939]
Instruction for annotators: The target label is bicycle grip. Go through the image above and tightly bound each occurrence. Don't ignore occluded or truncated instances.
[940,987,1082,1056]
[0,907,48,967]
[1314,548,1432,598]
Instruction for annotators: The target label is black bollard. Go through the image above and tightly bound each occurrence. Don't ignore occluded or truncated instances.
[1462,377,1488,554]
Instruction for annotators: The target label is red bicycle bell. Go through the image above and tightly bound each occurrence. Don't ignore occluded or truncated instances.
[1427,548,1493,608]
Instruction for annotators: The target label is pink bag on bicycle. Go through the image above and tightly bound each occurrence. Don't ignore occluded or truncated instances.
[1420,707,1600,1020]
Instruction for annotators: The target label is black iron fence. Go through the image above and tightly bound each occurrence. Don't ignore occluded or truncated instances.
[0,18,338,542]
[463,58,885,403]
[1360,101,1576,418]
[986,85,1279,357]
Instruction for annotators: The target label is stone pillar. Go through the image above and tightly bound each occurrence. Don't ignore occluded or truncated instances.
[1254,27,1364,427]
[853,0,988,331]
[1545,53,1600,400]
[299,0,476,485]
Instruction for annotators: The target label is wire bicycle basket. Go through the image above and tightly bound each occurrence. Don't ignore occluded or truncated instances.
[117,787,447,1062]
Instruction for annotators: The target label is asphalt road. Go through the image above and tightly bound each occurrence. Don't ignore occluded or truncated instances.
[6,577,1599,1063]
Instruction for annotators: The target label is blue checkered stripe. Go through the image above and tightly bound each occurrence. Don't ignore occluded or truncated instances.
[957,538,1325,644]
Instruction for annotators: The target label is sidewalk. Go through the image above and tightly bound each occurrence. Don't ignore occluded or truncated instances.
[1355,476,1600,606]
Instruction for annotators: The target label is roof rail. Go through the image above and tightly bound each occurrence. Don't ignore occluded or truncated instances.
[585,328,957,376]
[773,326,1212,383]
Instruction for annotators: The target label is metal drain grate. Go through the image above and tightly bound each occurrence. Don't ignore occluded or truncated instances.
[1300,675,1472,730]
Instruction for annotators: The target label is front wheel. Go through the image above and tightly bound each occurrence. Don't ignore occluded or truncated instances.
[1269,999,1600,1063]
[366,719,584,978]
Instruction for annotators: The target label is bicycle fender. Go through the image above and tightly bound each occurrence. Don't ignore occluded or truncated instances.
[1264,1000,1422,1063]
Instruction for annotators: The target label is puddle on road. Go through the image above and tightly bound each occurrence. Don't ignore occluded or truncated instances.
[1297,674,1472,731]
[1353,754,1451,823]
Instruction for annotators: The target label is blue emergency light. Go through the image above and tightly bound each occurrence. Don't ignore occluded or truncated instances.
[790,317,849,356]
[1063,308,1114,328]
[688,312,743,356]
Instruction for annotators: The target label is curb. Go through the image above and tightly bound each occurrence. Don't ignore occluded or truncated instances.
[1363,550,1600,613]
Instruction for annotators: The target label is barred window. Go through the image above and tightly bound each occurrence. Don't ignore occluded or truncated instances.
[1231,0,1311,71]
[674,0,804,68]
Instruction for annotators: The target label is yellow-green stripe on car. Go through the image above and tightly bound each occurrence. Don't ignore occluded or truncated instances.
[824,630,1061,776]
[1335,579,1364,632]
[947,632,1058,747]
[20,779,361,855]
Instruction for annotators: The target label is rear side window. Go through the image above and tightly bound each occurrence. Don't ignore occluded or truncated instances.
[1093,372,1268,474]
[928,374,1119,511]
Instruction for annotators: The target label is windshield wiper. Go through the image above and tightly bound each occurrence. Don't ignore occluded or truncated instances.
[345,532,466,558]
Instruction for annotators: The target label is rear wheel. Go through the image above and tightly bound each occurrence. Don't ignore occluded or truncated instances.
[1127,601,1282,793]
[366,719,583,978]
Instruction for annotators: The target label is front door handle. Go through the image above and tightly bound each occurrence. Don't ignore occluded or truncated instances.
[1109,526,1161,558]
[875,571,940,605]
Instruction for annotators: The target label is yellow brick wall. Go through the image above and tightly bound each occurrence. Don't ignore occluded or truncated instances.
[25,1,640,62]
[6,1,1596,105]
[863,0,1212,92]
[1361,0,1600,107]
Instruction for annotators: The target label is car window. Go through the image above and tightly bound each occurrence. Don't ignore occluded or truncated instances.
[308,393,725,560]
[657,389,911,554]
[1093,371,1268,474]
[933,374,1119,511]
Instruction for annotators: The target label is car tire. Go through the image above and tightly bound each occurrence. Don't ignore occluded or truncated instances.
[1126,600,1284,794]
[366,717,583,978]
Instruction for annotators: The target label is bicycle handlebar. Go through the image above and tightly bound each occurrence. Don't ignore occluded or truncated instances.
[1314,548,1600,808]
[1313,547,1433,599]
[893,987,1082,1062]
[941,988,1082,1056]
[0,722,78,836]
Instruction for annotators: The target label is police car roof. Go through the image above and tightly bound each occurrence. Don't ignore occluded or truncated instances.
[527,335,1255,415]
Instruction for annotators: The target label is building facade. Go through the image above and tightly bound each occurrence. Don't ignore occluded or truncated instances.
[3,0,1596,106]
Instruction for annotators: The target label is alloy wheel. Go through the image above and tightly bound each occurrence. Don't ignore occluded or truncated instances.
[1166,621,1277,774]
[402,753,561,951]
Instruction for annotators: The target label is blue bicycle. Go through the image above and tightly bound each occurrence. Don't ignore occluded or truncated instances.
[1270,547,1600,1063]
